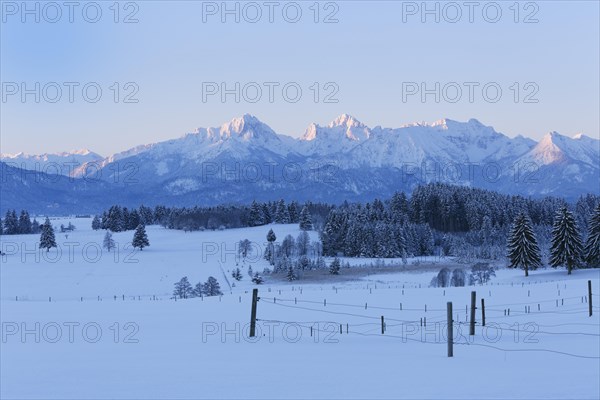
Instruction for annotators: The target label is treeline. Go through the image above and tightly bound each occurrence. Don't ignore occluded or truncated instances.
[95,200,332,232]
[409,183,570,231]
[92,205,155,232]
[321,183,599,261]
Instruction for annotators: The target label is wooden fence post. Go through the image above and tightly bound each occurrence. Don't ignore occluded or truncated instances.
[249,289,258,338]
[589,280,593,317]
[469,291,476,336]
[447,302,453,357]
[481,298,485,327]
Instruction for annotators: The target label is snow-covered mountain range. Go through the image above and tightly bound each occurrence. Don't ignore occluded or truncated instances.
[1,115,598,213]
[0,149,103,172]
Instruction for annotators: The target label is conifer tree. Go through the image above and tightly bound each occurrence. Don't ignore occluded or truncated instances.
[3,210,18,235]
[18,210,32,234]
[329,257,341,275]
[584,203,600,268]
[39,217,57,253]
[550,207,583,275]
[248,201,264,227]
[275,199,289,224]
[103,230,115,252]
[507,213,542,277]
[91,215,101,230]
[132,224,150,250]
[299,205,313,231]
[286,265,297,281]
[288,201,299,223]
[265,229,277,265]
[31,219,40,234]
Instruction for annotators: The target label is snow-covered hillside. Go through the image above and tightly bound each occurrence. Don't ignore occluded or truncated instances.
[1,220,599,399]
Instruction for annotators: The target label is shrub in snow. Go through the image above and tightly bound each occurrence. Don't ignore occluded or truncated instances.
[231,268,243,281]
[252,273,264,284]
[470,263,496,285]
[435,267,451,287]
[450,268,466,287]
[238,239,252,259]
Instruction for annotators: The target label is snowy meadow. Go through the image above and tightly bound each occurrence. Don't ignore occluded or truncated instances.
[1,217,599,399]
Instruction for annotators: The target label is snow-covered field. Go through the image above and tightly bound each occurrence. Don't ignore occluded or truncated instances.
[1,219,599,399]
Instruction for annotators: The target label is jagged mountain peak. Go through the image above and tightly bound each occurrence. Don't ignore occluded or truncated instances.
[327,114,365,129]
[186,114,280,143]
[300,115,370,149]
[221,114,263,133]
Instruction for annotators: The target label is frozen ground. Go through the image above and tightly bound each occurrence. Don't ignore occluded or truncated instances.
[1,218,599,399]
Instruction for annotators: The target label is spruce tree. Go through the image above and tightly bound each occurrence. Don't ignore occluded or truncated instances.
[3,210,18,235]
[550,207,583,275]
[584,203,600,268]
[106,206,124,232]
[299,205,313,231]
[103,230,115,252]
[275,199,289,224]
[265,229,277,265]
[288,201,299,223]
[329,257,341,275]
[39,217,57,253]
[31,219,40,234]
[507,213,542,277]
[18,210,32,234]
[286,265,297,281]
[248,201,264,227]
[132,224,150,250]
[261,203,272,224]
[267,228,277,243]
[91,215,101,230]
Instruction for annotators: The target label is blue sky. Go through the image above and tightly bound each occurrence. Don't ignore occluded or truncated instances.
[1,0,599,156]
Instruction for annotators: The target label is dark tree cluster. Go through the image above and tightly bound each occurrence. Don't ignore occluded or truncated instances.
[173,276,223,299]
[320,183,598,261]
[320,197,426,259]
[95,200,331,233]
[94,205,155,232]
[1,210,41,235]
